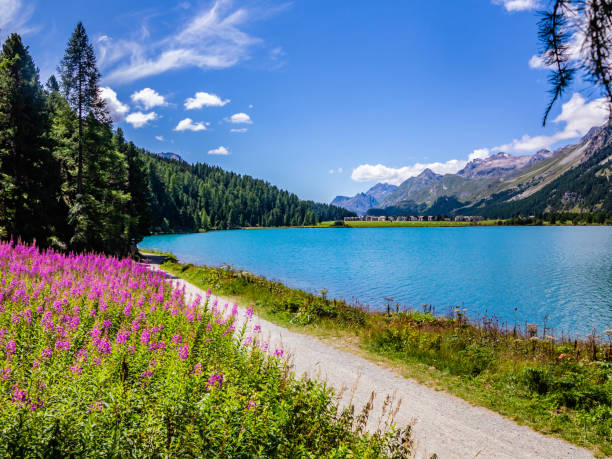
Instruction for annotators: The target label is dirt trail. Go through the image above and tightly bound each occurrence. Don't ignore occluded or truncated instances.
[146,257,593,459]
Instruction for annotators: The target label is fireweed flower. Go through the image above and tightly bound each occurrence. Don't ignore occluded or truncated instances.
[140,329,151,345]
[192,363,203,375]
[1,368,11,380]
[88,401,103,413]
[245,307,254,319]
[207,373,223,389]
[70,364,82,375]
[178,344,190,361]
[247,400,257,412]
[274,348,284,357]
[253,325,261,333]
[171,334,182,345]
[5,340,16,356]
[115,331,129,345]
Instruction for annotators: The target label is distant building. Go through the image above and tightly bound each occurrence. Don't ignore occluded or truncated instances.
[427,216,435,221]
[454,216,484,222]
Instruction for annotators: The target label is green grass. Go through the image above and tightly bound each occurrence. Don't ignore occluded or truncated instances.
[316,220,498,228]
[153,255,612,457]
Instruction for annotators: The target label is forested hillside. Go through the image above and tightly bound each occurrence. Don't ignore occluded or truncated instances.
[0,26,352,255]
[460,142,612,217]
[142,152,352,233]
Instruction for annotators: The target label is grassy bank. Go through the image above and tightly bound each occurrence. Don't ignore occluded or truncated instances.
[0,243,411,457]
[316,219,612,228]
[316,220,489,228]
[152,251,612,457]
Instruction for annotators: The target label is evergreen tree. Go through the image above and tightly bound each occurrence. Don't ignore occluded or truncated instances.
[58,22,106,195]
[114,130,152,250]
[0,34,62,246]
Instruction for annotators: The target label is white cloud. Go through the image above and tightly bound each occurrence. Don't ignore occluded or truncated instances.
[228,112,252,124]
[174,118,209,132]
[99,87,129,121]
[100,0,276,84]
[494,94,608,152]
[468,148,490,161]
[131,88,167,109]
[185,91,230,109]
[493,0,539,12]
[351,159,469,185]
[0,0,35,35]
[155,135,164,141]
[351,92,608,185]
[208,146,230,155]
[125,111,158,128]
[230,128,247,133]
[528,55,546,69]
[329,167,344,175]
[248,104,254,108]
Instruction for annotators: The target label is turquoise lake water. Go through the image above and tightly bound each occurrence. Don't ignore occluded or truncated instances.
[140,227,612,336]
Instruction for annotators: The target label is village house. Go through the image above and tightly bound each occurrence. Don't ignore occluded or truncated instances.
[454,215,484,222]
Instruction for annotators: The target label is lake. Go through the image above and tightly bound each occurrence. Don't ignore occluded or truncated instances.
[140,227,612,336]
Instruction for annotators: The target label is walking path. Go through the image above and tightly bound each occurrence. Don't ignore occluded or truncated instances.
[145,255,593,459]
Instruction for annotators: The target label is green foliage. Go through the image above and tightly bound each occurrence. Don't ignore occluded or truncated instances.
[160,261,368,328]
[142,154,353,233]
[0,34,63,246]
[0,243,410,457]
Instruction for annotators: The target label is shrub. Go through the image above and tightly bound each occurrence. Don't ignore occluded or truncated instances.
[0,242,409,457]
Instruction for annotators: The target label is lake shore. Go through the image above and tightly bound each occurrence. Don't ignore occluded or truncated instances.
[144,252,594,458]
[142,249,612,457]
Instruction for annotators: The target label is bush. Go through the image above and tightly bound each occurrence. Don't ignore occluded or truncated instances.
[0,242,408,457]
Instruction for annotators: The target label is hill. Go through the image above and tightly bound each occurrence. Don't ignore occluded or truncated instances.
[142,151,354,233]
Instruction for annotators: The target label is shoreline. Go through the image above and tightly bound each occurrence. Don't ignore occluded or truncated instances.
[141,249,612,456]
[147,221,612,235]
[145,254,594,458]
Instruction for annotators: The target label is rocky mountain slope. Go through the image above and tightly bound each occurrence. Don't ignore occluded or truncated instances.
[332,124,612,217]
[331,183,397,215]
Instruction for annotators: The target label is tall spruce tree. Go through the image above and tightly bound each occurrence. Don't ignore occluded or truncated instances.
[58,22,106,195]
[114,129,152,252]
[0,34,62,246]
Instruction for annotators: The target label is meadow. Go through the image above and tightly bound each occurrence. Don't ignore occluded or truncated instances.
[156,253,612,457]
[0,242,411,457]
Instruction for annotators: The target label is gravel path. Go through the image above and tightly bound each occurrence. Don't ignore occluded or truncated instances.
[146,258,593,459]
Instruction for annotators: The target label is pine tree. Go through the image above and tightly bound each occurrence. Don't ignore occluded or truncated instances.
[114,130,152,251]
[0,34,62,245]
[58,22,107,195]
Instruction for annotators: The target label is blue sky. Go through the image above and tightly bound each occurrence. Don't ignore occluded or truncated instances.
[1,0,608,202]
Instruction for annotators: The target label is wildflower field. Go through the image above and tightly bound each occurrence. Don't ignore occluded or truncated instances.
[0,242,411,457]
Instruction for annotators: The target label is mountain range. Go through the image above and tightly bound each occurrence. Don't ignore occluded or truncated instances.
[332,124,612,217]
[331,183,397,215]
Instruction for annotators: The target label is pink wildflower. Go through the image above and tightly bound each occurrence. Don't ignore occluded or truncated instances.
[178,344,190,361]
